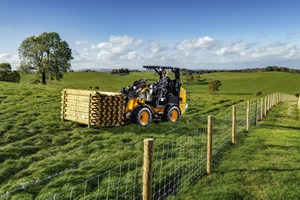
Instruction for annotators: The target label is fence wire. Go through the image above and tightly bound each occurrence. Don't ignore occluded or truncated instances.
[1,93,296,199]
[212,116,232,162]
[151,127,207,200]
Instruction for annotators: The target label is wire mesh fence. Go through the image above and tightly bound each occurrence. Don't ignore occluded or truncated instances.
[151,127,207,200]
[44,157,144,200]
[1,93,296,200]
[211,117,232,161]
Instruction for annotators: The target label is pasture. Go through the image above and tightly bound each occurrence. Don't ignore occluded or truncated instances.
[0,71,299,199]
[176,102,300,200]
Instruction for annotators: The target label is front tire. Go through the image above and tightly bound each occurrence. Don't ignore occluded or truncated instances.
[133,107,152,126]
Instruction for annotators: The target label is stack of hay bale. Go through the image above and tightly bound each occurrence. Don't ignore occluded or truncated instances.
[61,89,125,127]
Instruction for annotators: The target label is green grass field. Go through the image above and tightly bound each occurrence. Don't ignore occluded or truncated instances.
[21,71,300,95]
[0,71,299,199]
[186,72,300,95]
[175,102,300,200]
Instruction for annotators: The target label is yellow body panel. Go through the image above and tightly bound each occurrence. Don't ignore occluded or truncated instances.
[179,87,188,115]
[125,97,145,113]
[153,107,164,114]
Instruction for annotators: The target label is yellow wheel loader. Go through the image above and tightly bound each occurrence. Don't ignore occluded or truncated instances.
[121,66,188,126]
[61,66,188,127]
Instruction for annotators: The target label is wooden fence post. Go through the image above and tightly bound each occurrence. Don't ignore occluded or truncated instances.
[232,106,236,144]
[61,90,66,121]
[207,116,213,175]
[265,96,268,113]
[279,93,281,102]
[88,94,91,128]
[271,94,273,108]
[267,95,270,112]
[264,97,267,117]
[260,98,263,120]
[269,94,272,109]
[298,94,300,109]
[246,101,250,132]
[270,94,273,108]
[143,138,154,200]
[255,99,259,125]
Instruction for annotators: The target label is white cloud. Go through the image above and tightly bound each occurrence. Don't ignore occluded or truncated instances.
[178,36,214,50]
[92,35,144,64]
[96,35,142,53]
[148,42,170,53]
[2,33,300,70]
[0,53,19,68]
[91,44,96,50]
[70,35,300,70]
[120,51,139,60]
[97,50,111,60]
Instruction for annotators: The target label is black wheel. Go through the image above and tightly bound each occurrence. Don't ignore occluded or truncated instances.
[133,107,152,126]
[164,106,180,123]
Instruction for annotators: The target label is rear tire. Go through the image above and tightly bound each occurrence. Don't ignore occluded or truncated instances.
[164,106,180,123]
[133,107,152,126]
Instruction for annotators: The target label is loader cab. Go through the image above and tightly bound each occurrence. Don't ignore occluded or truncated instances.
[143,66,181,107]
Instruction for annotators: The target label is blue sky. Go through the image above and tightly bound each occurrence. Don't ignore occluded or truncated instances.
[0,0,300,70]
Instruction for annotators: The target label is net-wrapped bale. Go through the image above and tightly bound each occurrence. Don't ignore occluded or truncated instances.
[61,89,125,127]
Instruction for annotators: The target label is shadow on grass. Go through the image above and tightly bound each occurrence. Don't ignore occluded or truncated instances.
[259,123,300,131]
[218,92,254,96]
[216,167,300,174]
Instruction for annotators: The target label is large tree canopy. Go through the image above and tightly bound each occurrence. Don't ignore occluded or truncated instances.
[18,32,73,84]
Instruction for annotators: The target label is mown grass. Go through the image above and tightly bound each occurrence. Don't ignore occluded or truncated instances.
[21,71,300,95]
[175,102,300,200]
[186,72,300,95]
[0,71,299,199]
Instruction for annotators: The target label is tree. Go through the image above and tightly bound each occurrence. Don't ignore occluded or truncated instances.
[10,71,21,83]
[0,63,20,83]
[195,74,201,83]
[18,32,73,84]
[208,80,222,95]
[0,63,11,72]
[185,74,194,84]
[111,68,130,74]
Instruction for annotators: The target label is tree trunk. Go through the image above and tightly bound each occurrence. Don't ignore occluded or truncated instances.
[42,70,46,85]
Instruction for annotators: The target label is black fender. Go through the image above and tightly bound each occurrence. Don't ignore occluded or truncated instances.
[162,104,181,122]
[143,104,155,117]
[130,105,154,121]
[164,103,181,115]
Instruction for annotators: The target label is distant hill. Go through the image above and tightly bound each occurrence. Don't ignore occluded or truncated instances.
[181,66,300,75]
[75,68,112,72]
